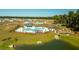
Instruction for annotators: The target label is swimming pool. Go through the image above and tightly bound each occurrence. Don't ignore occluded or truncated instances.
[15,26,49,33]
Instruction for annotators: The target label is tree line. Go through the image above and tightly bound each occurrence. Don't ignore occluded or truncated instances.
[0,16,53,19]
[53,10,79,31]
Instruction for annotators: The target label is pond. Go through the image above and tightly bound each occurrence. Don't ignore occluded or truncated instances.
[14,39,79,50]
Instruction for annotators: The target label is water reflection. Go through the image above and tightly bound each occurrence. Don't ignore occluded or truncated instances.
[14,39,79,50]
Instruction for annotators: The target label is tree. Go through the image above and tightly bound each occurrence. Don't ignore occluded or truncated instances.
[53,10,79,31]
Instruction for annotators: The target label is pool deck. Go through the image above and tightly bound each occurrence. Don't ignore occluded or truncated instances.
[15,26,50,33]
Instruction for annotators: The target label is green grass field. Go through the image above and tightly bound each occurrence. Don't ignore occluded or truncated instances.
[60,34,79,47]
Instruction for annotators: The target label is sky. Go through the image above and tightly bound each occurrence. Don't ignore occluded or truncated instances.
[0,9,77,17]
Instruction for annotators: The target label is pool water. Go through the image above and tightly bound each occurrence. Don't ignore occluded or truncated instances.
[16,26,49,33]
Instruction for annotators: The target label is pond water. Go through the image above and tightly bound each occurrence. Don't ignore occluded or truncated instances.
[14,40,79,50]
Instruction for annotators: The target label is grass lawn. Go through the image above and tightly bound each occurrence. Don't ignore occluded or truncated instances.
[13,32,54,45]
[60,34,79,47]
